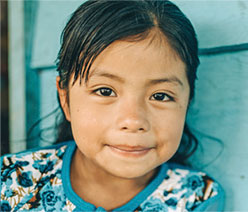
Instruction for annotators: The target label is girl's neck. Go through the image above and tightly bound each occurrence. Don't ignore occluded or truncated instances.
[70,148,156,210]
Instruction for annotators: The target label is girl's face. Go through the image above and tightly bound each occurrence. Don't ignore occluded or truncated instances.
[58,34,190,179]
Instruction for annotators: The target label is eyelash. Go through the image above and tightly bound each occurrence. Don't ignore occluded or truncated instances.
[150,92,174,102]
[93,87,174,102]
[93,87,116,97]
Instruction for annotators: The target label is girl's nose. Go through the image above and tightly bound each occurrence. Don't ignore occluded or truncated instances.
[116,99,150,133]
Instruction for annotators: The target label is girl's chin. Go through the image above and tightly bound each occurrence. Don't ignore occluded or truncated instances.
[98,161,158,180]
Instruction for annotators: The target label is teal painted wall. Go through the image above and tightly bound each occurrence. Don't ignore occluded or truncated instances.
[27,0,248,210]
[175,1,248,210]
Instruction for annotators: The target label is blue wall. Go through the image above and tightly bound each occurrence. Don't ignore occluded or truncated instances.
[175,1,248,210]
[27,0,248,210]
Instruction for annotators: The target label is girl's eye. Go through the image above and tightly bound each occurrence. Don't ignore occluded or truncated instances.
[150,92,173,102]
[94,87,116,97]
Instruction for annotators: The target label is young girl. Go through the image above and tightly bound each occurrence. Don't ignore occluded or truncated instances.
[1,0,224,211]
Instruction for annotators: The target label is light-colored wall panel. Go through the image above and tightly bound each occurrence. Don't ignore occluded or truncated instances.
[39,69,59,146]
[31,1,83,68]
[175,0,248,48]
[187,51,248,210]
[8,0,26,153]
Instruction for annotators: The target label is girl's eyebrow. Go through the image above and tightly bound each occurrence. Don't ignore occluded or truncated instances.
[90,68,184,87]
[92,72,125,83]
[147,77,184,87]
[89,68,125,83]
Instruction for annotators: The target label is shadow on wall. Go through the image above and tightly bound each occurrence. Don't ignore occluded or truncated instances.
[1,0,9,155]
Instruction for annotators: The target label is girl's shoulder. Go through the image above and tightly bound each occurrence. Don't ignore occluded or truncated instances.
[1,141,73,174]
[0,141,74,211]
[139,162,225,211]
[1,141,73,159]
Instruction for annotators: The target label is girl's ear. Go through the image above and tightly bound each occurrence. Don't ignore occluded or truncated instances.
[56,76,71,122]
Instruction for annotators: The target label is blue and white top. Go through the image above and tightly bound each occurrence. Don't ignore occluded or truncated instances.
[1,141,225,211]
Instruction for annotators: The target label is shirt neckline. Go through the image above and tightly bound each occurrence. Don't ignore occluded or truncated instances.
[62,141,169,211]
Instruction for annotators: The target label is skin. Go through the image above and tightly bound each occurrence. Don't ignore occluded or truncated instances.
[57,31,190,209]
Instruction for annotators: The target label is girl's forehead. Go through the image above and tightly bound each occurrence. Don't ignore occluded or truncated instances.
[85,39,187,86]
[92,37,182,72]
[108,29,176,56]
[69,29,186,88]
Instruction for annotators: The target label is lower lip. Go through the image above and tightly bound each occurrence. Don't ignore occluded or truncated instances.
[107,145,152,158]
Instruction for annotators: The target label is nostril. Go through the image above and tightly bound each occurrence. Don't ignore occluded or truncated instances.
[119,119,149,132]
[121,126,145,132]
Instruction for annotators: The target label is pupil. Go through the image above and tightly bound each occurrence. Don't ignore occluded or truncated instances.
[154,93,165,101]
[100,88,111,96]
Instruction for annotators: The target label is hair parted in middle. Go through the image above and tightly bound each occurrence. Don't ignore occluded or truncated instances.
[56,0,200,165]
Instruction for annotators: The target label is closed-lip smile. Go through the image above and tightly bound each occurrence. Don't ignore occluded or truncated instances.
[107,144,153,157]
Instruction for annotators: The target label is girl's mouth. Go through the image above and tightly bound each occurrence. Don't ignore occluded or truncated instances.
[106,144,153,157]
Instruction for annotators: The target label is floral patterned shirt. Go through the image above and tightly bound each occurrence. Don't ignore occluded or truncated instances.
[1,141,224,211]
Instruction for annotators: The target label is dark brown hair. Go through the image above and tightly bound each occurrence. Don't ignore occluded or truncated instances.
[56,0,200,165]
